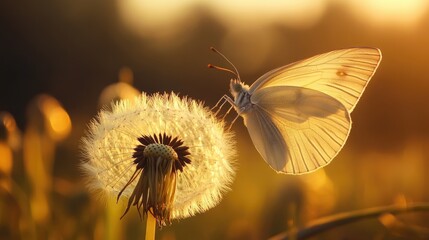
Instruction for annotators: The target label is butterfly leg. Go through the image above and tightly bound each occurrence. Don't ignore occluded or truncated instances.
[223,104,234,118]
[212,95,230,117]
[225,114,240,131]
[211,95,225,111]
[221,95,241,130]
[211,95,240,129]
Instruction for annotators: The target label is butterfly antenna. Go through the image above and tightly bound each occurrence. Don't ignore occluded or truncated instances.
[208,47,241,81]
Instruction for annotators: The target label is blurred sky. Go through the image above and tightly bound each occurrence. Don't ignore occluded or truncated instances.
[1,0,429,151]
[1,1,429,238]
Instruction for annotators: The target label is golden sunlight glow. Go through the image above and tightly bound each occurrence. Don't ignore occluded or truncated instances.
[378,213,397,227]
[1,112,17,133]
[300,169,336,219]
[98,68,140,107]
[99,83,140,107]
[27,95,72,141]
[41,98,72,141]
[209,0,327,29]
[117,0,428,41]
[48,107,71,138]
[30,192,50,223]
[118,67,134,85]
[346,0,428,27]
[220,28,278,72]
[0,112,21,150]
[23,128,51,223]
[0,143,13,175]
[117,0,198,39]
[117,0,328,39]
[299,168,329,189]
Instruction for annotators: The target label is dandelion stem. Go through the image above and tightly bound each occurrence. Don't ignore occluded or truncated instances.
[145,212,156,240]
[269,202,429,240]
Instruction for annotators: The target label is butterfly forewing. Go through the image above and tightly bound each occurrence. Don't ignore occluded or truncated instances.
[249,48,382,112]
[249,86,351,174]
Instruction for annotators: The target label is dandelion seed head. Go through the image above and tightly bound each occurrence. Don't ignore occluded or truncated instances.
[81,92,236,220]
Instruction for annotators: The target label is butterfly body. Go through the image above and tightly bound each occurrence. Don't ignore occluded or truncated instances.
[229,80,252,114]
[220,48,382,174]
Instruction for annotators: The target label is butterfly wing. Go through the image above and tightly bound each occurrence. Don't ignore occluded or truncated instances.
[242,104,289,171]
[248,48,382,112]
[244,86,351,174]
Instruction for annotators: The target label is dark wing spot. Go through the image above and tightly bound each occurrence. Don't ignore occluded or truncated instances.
[336,70,347,77]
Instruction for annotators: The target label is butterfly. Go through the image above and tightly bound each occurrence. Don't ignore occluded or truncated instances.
[210,47,382,174]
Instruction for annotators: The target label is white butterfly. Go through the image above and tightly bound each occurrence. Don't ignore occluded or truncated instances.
[211,48,382,174]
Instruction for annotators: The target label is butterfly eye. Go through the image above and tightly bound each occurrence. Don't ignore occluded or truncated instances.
[229,80,243,95]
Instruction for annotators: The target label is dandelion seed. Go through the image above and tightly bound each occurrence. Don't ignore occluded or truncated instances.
[81,92,236,227]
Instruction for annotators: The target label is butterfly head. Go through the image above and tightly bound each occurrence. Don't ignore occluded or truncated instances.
[229,79,249,98]
[208,47,247,98]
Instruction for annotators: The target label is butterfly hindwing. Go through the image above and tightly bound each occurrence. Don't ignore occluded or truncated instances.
[242,105,289,171]
[247,86,351,174]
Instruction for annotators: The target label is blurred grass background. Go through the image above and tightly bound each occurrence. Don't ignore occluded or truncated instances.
[1,0,429,239]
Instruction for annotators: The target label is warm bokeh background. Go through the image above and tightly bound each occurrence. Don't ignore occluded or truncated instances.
[1,0,429,239]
